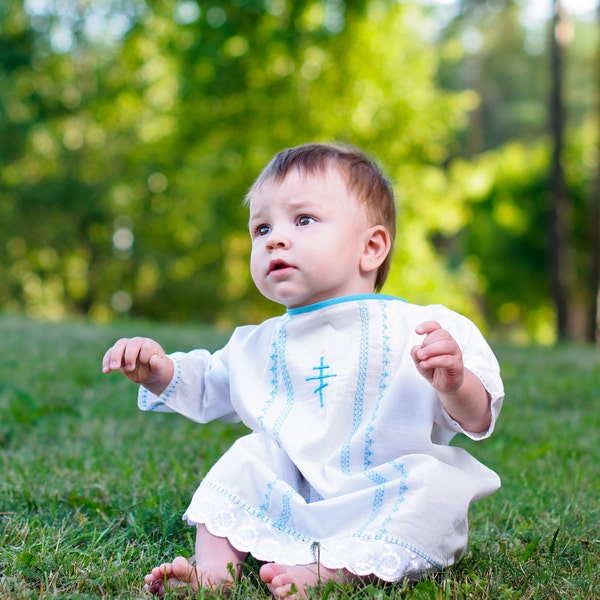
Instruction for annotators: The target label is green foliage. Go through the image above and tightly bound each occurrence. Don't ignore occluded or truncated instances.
[436,1,549,153]
[446,133,597,344]
[0,0,482,326]
[447,142,553,342]
[0,1,598,341]
[1,315,599,598]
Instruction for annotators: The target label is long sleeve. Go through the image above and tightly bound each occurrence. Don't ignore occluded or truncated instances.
[137,347,241,424]
[429,305,504,443]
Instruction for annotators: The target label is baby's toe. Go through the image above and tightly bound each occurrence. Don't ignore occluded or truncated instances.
[151,563,171,579]
[170,556,193,579]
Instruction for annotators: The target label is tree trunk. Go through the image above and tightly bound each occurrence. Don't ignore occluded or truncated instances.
[591,173,600,345]
[589,1,600,344]
[548,0,572,340]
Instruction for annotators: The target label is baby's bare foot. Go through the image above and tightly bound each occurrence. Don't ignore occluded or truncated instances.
[259,562,357,599]
[144,556,200,597]
[144,555,236,597]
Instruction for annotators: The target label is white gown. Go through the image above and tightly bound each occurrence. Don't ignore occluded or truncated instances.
[138,295,504,580]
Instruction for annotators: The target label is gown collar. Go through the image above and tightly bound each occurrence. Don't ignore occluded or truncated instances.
[287,294,405,316]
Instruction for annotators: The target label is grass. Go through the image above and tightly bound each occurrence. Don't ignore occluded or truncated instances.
[0,313,598,599]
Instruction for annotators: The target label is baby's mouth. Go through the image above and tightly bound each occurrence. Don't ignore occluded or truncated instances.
[268,259,294,275]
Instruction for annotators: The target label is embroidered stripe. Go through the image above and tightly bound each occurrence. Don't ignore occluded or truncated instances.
[353,483,386,538]
[272,322,294,442]
[257,338,279,431]
[201,479,313,542]
[376,461,408,539]
[364,300,391,470]
[272,490,293,530]
[259,478,279,515]
[340,301,369,475]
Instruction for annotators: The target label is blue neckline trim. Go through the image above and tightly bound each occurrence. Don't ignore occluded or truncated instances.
[287,294,406,316]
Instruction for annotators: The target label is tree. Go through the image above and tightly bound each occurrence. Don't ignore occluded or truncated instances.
[548,0,573,340]
[0,1,477,325]
[590,0,600,344]
[434,0,598,342]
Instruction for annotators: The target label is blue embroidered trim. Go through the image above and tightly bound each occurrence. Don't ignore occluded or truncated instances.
[287,294,406,316]
[340,300,369,475]
[353,483,386,538]
[259,477,279,515]
[258,338,279,431]
[364,300,391,470]
[139,387,149,410]
[350,531,441,569]
[272,322,294,442]
[376,461,409,539]
[142,356,182,411]
[201,479,313,542]
[198,478,440,568]
[272,490,293,530]
[353,301,400,538]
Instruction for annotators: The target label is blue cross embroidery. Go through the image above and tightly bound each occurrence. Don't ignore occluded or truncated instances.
[306,356,337,407]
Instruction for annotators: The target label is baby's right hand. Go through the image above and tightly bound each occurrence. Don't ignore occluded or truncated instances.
[102,337,174,396]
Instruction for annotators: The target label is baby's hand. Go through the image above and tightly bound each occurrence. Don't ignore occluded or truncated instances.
[411,321,464,395]
[102,337,174,396]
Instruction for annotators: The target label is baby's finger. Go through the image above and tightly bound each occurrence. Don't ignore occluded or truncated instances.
[102,338,130,373]
[101,349,113,373]
[417,350,458,369]
[410,345,421,363]
[417,338,458,360]
[415,321,442,336]
[148,352,169,375]
[138,341,165,370]
[121,337,148,372]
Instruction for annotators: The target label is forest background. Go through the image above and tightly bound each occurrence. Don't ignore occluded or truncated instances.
[1,0,599,344]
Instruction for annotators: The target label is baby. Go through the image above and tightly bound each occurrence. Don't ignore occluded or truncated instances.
[103,142,504,598]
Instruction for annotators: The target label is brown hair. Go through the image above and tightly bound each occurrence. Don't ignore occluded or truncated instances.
[246,142,396,290]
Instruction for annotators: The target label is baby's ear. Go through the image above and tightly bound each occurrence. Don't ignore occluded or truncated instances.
[360,225,391,273]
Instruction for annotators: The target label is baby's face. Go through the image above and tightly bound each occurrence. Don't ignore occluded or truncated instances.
[248,168,375,309]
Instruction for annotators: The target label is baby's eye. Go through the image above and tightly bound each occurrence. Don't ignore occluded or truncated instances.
[297,215,315,227]
[255,224,271,237]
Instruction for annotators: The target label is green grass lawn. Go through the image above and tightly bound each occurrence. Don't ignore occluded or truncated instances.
[1,314,598,599]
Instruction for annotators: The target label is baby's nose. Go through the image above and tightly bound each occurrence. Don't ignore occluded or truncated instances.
[266,230,290,250]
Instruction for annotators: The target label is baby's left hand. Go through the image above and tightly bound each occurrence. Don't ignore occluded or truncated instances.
[411,321,464,395]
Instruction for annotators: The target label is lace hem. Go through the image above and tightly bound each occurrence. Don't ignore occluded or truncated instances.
[183,491,438,582]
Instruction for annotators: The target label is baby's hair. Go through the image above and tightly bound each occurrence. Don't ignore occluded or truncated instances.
[245,142,396,290]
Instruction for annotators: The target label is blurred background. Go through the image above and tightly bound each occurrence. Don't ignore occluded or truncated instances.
[0,0,598,344]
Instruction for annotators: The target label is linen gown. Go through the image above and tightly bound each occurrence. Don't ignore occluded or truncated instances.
[138,295,504,580]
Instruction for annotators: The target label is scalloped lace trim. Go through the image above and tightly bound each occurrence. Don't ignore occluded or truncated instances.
[183,492,436,582]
